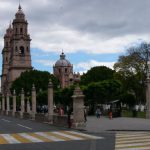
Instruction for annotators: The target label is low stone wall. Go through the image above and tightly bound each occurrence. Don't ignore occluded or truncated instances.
[0,110,74,128]
[35,113,46,122]
[23,112,31,119]
[0,110,3,115]
[15,112,20,118]
[2,111,6,115]
[8,111,12,116]
[53,115,69,127]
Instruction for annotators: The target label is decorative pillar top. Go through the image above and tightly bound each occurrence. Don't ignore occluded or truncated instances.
[48,79,53,88]
[73,86,83,96]
[13,90,16,96]
[21,88,24,94]
[32,84,35,91]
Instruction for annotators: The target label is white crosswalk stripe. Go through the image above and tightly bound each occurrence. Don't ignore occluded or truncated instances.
[2,134,21,144]
[18,133,43,142]
[35,132,65,141]
[115,132,150,150]
[0,130,103,145]
[52,131,83,140]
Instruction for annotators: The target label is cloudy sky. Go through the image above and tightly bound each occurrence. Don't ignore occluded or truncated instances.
[0,0,150,74]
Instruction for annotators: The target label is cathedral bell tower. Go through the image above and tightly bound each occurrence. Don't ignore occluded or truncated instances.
[1,24,13,94]
[1,5,32,95]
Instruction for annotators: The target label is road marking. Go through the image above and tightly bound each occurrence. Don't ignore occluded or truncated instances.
[44,132,71,141]
[11,134,32,143]
[36,132,65,141]
[0,130,102,145]
[2,134,20,144]
[66,131,104,139]
[52,131,83,140]
[115,132,150,150]
[18,133,43,142]
[28,133,52,142]
[1,119,11,122]
[0,135,9,144]
[17,124,32,130]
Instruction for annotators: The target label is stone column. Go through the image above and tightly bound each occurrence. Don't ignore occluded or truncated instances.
[32,84,36,120]
[6,93,10,115]
[20,88,25,118]
[2,94,5,113]
[72,86,85,128]
[146,77,150,118]
[27,100,31,113]
[48,79,53,123]
[0,101,2,110]
[12,90,16,117]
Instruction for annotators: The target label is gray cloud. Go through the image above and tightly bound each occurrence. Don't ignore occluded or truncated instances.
[0,0,150,53]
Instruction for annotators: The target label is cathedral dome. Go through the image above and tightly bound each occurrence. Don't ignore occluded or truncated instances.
[55,52,71,67]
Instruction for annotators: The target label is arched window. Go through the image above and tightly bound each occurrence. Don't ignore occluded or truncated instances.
[27,47,29,52]
[65,68,67,73]
[15,46,18,52]
[59,69,61,73]
[19,46,25,55]
[16,28,18,34]
[20,28,23,34]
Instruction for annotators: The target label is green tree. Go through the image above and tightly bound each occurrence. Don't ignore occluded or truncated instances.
[114,42,150,104]
[80,66,114,85]
[11,70,59,95]
[54,85,75,106]
[83,79,122,114]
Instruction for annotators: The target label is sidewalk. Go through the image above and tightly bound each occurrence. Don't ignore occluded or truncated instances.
[82,116,150,133]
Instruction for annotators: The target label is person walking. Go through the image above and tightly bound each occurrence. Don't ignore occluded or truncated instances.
[109,110,113,119]
[96,108,101,118]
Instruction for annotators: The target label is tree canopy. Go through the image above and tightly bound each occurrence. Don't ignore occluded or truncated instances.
[114,42,150,104]
[80,66,114,85]
[11,70,59,95]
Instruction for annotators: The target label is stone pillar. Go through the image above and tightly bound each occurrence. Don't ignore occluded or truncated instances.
[72,86,85,128]
[146,77,150,118]
[27,100,31,113]
[0,101,2,110]
[6,93,10,115]
[20,88,25,118]
[32,84,36,120]
[48,79,53,123]
[12,90,16,117]
[2,94,5,113]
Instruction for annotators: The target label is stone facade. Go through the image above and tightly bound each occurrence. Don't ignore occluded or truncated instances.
[53,52,80,88]
[1,5,32,95]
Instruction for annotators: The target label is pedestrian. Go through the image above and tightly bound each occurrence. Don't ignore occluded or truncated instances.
[96,108,101,118]
[109,110,112,119]
[59,107,64,116]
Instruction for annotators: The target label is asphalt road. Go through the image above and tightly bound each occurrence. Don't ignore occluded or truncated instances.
[0,115,115,150]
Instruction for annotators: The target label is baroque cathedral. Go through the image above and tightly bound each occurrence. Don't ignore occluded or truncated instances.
[1,5,32,95]
[1,5,80,95]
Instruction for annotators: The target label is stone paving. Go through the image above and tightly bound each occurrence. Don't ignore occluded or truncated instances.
[82,116,150,133]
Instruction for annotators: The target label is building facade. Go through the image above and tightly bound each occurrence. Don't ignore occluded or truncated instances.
[1,5,32,95]
[53,52,80,88]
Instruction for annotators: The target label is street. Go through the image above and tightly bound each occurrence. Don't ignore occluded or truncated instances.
[0,116,115,150]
